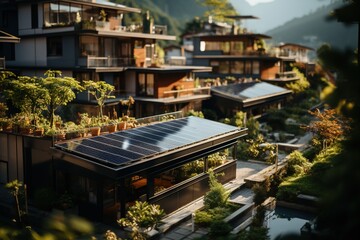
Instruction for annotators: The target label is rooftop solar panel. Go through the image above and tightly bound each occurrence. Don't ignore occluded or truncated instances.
[54,116,240,167]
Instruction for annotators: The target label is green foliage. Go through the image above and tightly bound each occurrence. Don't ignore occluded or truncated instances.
[83,80,115,118]
[187,109,204,118]
[246,117,260,139]
[286,150,311,176]
[197,0,237,23]
[252,205,266,228]
[42,70,84,128]
[252,183,268,206]
[118,201,164,239]
[285,67,310,94]
[203,170,229,209]
[237,226,270,240]
[209,220,232,238]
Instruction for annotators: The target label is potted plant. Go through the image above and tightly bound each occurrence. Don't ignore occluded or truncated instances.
[107,119,118,133]
[90,116,101,136]
[118,201,165,239]
[0,118,12,132]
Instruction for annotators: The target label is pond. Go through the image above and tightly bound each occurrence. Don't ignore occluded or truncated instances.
[265,205,316,239]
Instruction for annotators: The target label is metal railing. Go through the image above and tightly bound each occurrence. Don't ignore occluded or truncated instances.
[136,111,184,125]
[163,87,211,98]
[86,56,134,68]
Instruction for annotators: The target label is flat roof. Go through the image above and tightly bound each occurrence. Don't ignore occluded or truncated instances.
[53,117,245,175]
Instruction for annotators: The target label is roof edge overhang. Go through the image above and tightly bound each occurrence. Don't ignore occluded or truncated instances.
[135,95,211,104]
[98,30,176,41]
[211,88,293,107]
[52,127,248,179]
[19,0,141,13]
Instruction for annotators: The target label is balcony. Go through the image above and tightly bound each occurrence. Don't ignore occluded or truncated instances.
[76,19,168,35]
[163,87,211,99]
[85,56,134,68]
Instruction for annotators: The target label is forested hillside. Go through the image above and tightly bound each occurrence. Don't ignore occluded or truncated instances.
[266,1,358,50]
[114,0,207,38]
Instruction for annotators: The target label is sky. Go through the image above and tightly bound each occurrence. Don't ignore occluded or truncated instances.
[245,0,275,6]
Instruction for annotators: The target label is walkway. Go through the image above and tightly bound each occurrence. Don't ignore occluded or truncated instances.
[158,133,312,239]
[158,160,269,240]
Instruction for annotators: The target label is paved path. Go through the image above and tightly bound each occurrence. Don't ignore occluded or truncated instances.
[158,160,269,240]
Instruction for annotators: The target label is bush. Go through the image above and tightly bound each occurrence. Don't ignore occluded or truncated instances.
[209,220,232,237]
[252,184,267,206]
[286,150,311,176]
[203,170,229,209]
[194,210,213,227]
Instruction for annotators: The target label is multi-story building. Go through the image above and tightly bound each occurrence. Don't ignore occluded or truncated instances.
[0,0,211,119]
[173,16,295,119]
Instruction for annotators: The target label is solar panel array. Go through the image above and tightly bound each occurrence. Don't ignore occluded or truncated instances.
[55,116,239,167]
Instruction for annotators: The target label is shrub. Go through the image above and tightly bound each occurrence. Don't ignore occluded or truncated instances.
[209,220,232,237]
[252,183,267,206]
[203,170,229,209]
[286,150,311,176]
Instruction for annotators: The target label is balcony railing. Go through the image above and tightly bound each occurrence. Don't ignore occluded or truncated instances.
[76,19,168,35]
[86,56,134,68]
[163,87,211,99]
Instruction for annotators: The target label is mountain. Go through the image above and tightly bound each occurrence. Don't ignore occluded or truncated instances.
[265,1,358,51]
[115,0,207,40]
[229,0,334,33]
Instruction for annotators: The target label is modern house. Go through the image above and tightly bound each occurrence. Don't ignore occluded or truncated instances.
[208,81,293,118]
[184,15,281,81]
[0,115,247,224]
[171,16,295,119]
[0,0,212,119]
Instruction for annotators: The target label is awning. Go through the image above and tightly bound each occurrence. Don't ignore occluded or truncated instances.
[0,30,20,43]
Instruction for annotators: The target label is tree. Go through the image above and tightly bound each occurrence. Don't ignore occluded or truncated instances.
[41,70,84,128]
[285,67,310,94]
[304,108,348,149]
[290,1,360,239]
[5,180,27,225]
[6,76,47,125]
[196,0,237,23]
[83,80,115,119]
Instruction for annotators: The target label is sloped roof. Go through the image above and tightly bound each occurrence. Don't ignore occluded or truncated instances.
[52,116,247,178]
[0,30,20,43]
[211,81,292,106]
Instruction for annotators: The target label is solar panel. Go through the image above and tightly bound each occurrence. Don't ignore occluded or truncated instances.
[54,116,240,167]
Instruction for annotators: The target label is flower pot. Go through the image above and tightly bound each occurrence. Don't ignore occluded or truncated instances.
[34,128,44,136]
[117,122,127,130]
[108,124,117,133]
[91,127,101,136]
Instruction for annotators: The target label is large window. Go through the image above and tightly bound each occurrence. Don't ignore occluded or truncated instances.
[44,2,71,27]
[47,37,62,56]
[219,61,229,74]
[137,73,154,96]
[231,61,244,74]
[80,36,99,56]
[253,61,260,75]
